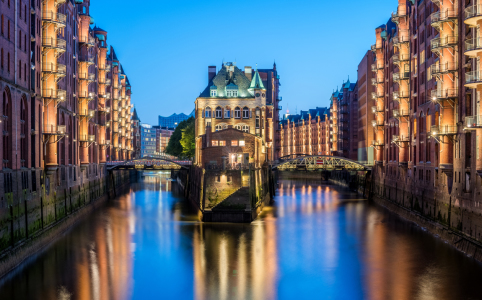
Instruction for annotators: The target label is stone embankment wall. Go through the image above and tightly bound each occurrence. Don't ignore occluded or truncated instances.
[370,163,482,262]
[0,166,137,278]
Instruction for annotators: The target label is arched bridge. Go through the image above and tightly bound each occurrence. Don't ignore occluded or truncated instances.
[273,155,369,171]
[107,156,191,171]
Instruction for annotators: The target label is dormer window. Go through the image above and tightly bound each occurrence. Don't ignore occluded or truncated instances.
[210,85,217,97]
[225,83,238,98]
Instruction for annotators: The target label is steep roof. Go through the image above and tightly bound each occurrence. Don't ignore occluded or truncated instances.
[199,64,252,98]
[132,108,140,121]
[111,46,119,61]
[249,69,266,90]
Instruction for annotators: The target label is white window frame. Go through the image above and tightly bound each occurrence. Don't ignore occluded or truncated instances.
[215,107,222,119]
[211,90,217,97]
[235,107,241,119]
[205,108,211,118]
[243,107,249,119]
[224,109,230,118]
[242,125,249,133]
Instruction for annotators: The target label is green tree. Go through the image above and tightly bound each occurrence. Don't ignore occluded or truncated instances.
[165,116,194,158]
[180,122,195,158]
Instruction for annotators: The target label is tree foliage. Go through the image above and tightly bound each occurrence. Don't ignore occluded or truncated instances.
[180,122,195,158]
[165,116,194,158]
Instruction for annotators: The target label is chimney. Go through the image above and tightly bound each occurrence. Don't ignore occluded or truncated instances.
[208,66,216,83]
[245,66,252,81]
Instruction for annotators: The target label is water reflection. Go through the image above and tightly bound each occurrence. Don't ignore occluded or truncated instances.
[1,173,482,300]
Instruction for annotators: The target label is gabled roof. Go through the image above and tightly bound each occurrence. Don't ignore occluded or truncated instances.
[111,46,119,61]
[199,65,252,98]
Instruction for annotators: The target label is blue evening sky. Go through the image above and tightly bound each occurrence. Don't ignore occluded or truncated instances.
[90,0,396,125]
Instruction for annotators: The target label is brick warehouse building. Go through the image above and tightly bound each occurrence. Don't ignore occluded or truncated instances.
[365,0,482,243]
[194,63,280,167]
[0,0,136,248]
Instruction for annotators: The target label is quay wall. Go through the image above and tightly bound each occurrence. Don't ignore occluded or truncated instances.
[0,165,137,278]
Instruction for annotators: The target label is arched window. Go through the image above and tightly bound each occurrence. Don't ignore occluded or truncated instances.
[215,124,222,131]
[215,106,222,119]
[242,125,249,133]
[69,116,73,164]
[205,107,211,118]
[255,108,260,129]
[234,107,241,118]
[224,107,230,118]
[235,125,241,130]
[243,107,249,119]
[20,96,27,167]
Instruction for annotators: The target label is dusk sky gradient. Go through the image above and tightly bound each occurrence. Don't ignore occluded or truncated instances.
[90,0,396,125]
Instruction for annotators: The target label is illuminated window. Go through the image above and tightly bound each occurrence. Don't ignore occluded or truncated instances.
[219,141,226,146]
[212,140,218,146]
[224,108,230,118]
[215,107,222,118]
[205,107,211,118]
[235,107,241,118]
[242,125,249,133]
[211,89,217,97]
[239,140,245,146]
[231,140,238,146]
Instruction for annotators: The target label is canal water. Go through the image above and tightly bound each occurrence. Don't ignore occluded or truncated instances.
[1,172,482,300]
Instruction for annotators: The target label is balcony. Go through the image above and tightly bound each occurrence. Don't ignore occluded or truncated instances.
[78,35,95,47]
[42,37,66,53]
[393,71,410,82]
[99,64,112,72]
[393,30,410,46]
[371,140,384,147]
[431,89,457,101]
[79,109,96,119]
[431,9,457,30]
[42,89,66,101]
[431,36,458,53]
[392,53,410,65]
[392,9,407,24]
[465,38,482,57]
[371,92,384,100]
[79,135,96,143]
[79,72,95,82]
[465,71,482,88]
[371,43,382,52]
[392,91,409,102]
[78,91,94,101]
[42,63,66,77]
[42,11,66,27]
[393,109,410,119]
[466,115,482,129]
[78,54,94,65]
[430,62,457,76]
[371,106,383,114]
[431,125,457,136]
[464,5,482,27]
[392,135,410,147]
[43,125,67,136]
[371,120,384,127]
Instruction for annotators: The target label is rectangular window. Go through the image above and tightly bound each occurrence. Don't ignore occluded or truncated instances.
[219,141,226,146]
[239,140,245,146]
[243,109,249,118]
[212,140,218,146]
[231,140,238,146]
[216,109,222,118]
[224,110,230,118]
[420,50,425,65]
[235,109,240,118]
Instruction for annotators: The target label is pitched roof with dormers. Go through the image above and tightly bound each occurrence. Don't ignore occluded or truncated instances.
[199,63,253,98]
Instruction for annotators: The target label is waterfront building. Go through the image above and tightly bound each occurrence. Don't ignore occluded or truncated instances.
[158,111,194,128]
[132,108,142,158]
[140,124,156,157]
[152,126,174,154]
[194,62,281,167]
[357,51,376,164]
[0,0,134,236]
[279,107,330,157]
[365,0,482,241]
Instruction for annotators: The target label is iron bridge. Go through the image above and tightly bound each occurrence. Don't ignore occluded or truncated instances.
[107,156,191,171]
[273,155,369,171]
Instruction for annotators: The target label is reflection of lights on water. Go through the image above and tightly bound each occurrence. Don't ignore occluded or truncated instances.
[89,246,100,300]
[219,238,228,300]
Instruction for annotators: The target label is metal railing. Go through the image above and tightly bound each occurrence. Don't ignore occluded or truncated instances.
[78,54,94,64]
[431,62,457,75]
[42,63,66,76]
[42,37,66,51]
[393,71,410,82]
[392,91,409,101]
[79,135,96,143]
[372,120,384,127]
[393,30,410,45]
[42,11,66,25]
[466,71,482,85]
[465,38,482,54]
[465,5,482,22]
[431,89,457,100]
[371,92,384,99]
[392,109,409,118]
[43,125,67,135]
[431,36,458,51]
[431,9,457,25]
[78,72,95,81]
[78,35,95,46]
[371,106,383,113]
[78,91,94,100]
[431,125,457,135]
[99,64,112,71]
[466,115,482,128]
[42,89,66,100]
[392,53,410,63]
